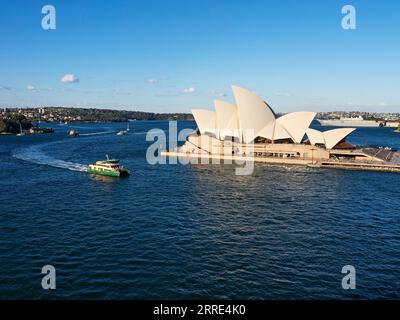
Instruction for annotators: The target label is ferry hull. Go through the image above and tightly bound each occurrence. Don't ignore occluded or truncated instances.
[87,169,129,177]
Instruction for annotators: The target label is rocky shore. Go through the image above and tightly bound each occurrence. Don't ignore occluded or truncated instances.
[0,119,53,135]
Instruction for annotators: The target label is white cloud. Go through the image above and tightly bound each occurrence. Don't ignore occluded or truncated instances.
[146,79,158,84]
[27,85,35,91]
[378,101,386,107]
[183,87,195,94]
[61,74,79,83]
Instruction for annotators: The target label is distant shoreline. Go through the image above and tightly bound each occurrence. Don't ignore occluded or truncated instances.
[1,107,194,123]
[0,118,196,135]
[0,119,55,135]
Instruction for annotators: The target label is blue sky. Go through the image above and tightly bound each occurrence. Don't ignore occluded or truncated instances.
[1,0,400,113]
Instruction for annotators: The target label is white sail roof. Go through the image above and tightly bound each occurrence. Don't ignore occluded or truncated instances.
[214,100,240,139]
[306,128,355,149]
[306,128,325,145]
[190,86,355,147]
[277,112,316,143]
[257,121,292,141]
[272,122,292,140]
[192,109,217,136]
[323,128,356,149]
[232,85,275,143]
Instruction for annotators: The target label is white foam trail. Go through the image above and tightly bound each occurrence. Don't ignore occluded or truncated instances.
[79,130,116,136]
[13,144,87,172]
[63,125,100,129]
[12,128,139,172]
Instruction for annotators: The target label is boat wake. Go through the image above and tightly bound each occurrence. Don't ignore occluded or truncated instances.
[12,128,142,172]
[12,143,87,172]
[79,130,116,136]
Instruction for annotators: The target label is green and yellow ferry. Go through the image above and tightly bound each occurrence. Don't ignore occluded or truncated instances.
[87,156,129,177]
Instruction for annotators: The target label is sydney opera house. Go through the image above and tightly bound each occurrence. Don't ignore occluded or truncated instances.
[163,86,400,172]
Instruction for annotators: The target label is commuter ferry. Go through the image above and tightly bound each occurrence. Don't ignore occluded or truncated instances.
[87,155,129,177]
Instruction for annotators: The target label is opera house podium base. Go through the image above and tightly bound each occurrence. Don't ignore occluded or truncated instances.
[161,150,317,166]
[309,160,400,173]
[161,146,400,173]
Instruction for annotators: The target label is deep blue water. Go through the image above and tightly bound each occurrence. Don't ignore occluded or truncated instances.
[0,121,399,299]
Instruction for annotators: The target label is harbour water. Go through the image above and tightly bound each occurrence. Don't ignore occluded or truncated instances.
[0,121,399,299]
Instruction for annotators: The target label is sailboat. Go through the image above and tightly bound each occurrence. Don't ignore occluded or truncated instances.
[117,120,130,136]
[16,122,25,136]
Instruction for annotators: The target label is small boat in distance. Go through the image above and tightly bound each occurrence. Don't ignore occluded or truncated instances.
[117,120,130,136]
[87,155,129,177]
[16,123,25,136]
[116,130,127,136]
[68,130,79,137]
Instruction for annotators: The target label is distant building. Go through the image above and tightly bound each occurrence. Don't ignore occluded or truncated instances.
[385,121,400,128]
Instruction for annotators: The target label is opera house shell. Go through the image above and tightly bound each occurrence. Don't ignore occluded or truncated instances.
[192,85,357,147]
[172,85,361,164]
